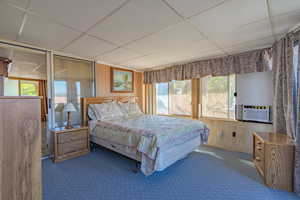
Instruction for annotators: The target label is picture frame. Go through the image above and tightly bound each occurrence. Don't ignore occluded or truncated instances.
[110,67,134,93]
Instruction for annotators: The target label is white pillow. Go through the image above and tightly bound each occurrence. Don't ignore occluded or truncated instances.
[119,102,143,117]
[91,101,124,121]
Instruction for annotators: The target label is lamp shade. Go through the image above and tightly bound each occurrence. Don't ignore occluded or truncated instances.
[63,102,77,113]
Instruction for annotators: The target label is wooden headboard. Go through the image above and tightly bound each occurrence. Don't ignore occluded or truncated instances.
[81,96,139,126]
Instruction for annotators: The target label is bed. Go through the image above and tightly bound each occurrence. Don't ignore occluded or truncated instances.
[82,96,209,176]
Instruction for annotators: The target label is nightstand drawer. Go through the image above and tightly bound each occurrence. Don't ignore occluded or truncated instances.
[57,140,88,155]
[52,126,90,163]
[58,130,87,144]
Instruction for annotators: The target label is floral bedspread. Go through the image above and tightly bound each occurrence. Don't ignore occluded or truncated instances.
[90,115,209,175]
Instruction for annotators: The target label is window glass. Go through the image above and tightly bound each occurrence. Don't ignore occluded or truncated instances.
[169,80,192,115]
[4,78,19,96]
[53,56,94,127]
[201,75,235,119]
[20,80,39,96]
[156,82,169,115]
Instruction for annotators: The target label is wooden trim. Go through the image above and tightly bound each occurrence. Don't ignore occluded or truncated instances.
[82,96,139,126]
[192,78,199,119]
[8,76,44,81]
[110,67,134,93]
[0,96,42,99]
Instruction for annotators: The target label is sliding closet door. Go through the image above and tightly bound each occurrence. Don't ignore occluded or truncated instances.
[53,55,94,127]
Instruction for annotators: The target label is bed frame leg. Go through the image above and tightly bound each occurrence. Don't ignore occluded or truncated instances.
[132,161,140,173]
[90,142,97,152]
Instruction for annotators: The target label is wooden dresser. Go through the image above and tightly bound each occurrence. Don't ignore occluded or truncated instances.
[0,96,42,200]
[253,132,295,192]
[52,126,89,162]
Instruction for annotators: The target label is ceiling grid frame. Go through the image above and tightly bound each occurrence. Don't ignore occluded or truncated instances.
[0,0,300,70]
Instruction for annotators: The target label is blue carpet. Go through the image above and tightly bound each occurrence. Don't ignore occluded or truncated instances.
[43,146,299,200]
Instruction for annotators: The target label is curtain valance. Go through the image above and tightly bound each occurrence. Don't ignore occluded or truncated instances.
[143,48,271,84]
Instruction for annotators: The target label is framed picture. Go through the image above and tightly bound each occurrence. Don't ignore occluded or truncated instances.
[110,67,134,93]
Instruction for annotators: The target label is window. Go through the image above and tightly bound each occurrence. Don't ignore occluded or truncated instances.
[20,80,39,96]
[156,80,192,115]
[4,78,39,96]
[156,82,169,114]
[200,75,235,119]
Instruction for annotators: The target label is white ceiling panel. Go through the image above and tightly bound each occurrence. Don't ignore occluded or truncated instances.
[2,0,29,9]
[225,35,274,55]
[19,14,81,50]
[217,19,273,47]
[88,0,183,45]
[96,47,144,64]
[272,11,300,35]
[190,0,268,47]
[270,0,300,16]
[29,0,127,32]
[63,35,116,58]
[165,0,226,18]
[0,3,24,40]
[125,22,208,55]
[121,54,171,69]
[120,47,223,69]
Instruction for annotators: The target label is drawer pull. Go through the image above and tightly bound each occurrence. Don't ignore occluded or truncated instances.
[255,157,261,161]
[257,147,262,150]
[257,141,262,145]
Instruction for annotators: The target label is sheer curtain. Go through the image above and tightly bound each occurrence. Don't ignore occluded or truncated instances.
[144,83,156,114]
[53,56,94,127]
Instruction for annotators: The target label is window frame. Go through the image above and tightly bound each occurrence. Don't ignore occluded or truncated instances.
[5,77,40,97]
[199,75,236,120]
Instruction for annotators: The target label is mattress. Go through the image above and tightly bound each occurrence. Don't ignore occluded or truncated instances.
[89,114,209,175]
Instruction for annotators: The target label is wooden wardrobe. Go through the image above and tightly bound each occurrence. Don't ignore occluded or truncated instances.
[0,96,42,200]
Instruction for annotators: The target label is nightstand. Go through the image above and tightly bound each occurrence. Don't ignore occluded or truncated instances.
[51,126,90,163]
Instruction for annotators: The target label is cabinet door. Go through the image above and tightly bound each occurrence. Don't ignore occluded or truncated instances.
[0,98,41,200]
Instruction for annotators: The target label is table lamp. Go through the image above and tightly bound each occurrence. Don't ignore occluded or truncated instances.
[63,102,77,129]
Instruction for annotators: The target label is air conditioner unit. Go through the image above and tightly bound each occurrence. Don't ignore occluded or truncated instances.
[236,105,272,123]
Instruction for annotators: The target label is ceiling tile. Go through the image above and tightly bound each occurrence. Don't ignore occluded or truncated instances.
[219,19,273,47]
[120,47,224,69]
[270,0,300,16]
[190,0,268,47]
[88,0,183,45]
[225,35,274,55]
[125,22,208,55]
[19,14,81,50]
[0,3,24,40]
[165,0,226,18]
[2,0,29,9]
[121,54,170,69]
[29,0,127,32]
[272,11,300,35]
[96,47,143,64]
[63,35,116,58]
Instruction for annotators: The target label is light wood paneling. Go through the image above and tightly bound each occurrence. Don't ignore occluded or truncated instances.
[253,132,295,192]
[95,63,144,109]
[191,78,199,119]
[201,118,273,153]
[0,97,41,200]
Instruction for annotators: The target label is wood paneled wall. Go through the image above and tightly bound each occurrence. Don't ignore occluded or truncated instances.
[95,63,143,108]
[201,118,273,153]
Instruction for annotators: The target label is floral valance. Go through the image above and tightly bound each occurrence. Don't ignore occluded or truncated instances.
[143,48,271,84]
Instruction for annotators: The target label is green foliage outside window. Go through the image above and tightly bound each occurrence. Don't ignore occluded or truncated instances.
[20,81,39,96]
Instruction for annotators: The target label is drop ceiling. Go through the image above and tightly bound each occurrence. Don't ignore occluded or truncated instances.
[0,0,300,71]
